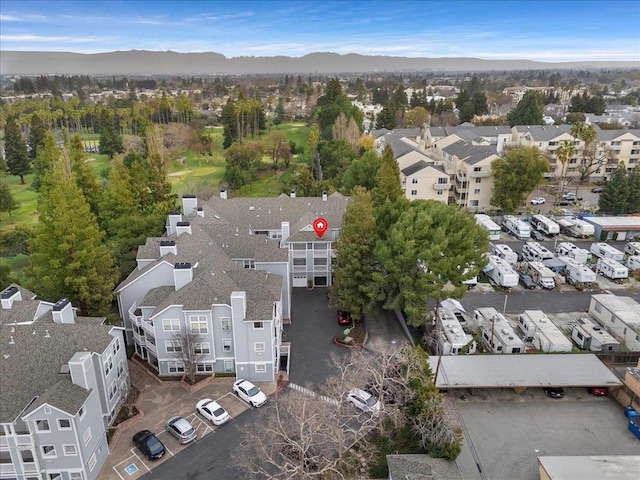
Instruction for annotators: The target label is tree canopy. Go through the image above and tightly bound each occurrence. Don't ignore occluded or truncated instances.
[4,116,30,184]
[598,165,640,215]
[507,91,543,127]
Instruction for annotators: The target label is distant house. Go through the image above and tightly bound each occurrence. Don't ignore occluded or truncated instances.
[0,285,129,480]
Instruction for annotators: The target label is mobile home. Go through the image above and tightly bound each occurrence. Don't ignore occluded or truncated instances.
[590,242,625,262]
[502,215,531,240]
[596,257,628,281]
[555,242,590,264]
[475,307,525,354]
[436,303,476,355]
[493,244,518,265]
[483,255,519,288]
[624,242,640,256]
[522,241,554,262]
[589,294,640,351]
[558,256,597,285]
[475,214,502,241]
[517,310,573,352]
[567,218,595,239]
[531,214,560,236]
[570,317,620,352]
[525,261,556,289]
[628,255,640,271]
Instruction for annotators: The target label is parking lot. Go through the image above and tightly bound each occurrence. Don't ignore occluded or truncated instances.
[455,395,640,480]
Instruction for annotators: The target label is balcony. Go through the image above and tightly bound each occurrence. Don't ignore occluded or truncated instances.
[0,464,16,475]
[469,169,491,178]
[0,437,7,449]
[140,319,154,336]
[433,182,452,190]
[15,434,32,446]
[132,330,145,345]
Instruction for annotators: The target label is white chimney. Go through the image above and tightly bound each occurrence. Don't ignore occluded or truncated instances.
[176,221,192,236]
[220,188,228,200]
[1,286,21,309]
[182,195,198,216]
[173,263,193,290]
[52,298,75,324]
[290,189,296,198]
[231,291,247,320]
[166,211,182,235]
[280,221,290,247]
[159,240,177,256]
[197,207,204,218]
[322,190,327,201]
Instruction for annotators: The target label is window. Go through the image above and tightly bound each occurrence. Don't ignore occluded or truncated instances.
[469,200,479,207]
[254,342,266,352]
[436,190,443,195]
[117,361,125,378]
[163,319,180,331]
[473,167,482,172]
[83,427,92,446]
[220,317,231,331]
[293,258,306,267]
[255,364,267,373]
[78,407,85,420]
[222,339,232,352]
[594,303,602,313]
[411,190,417,196]
[63,444,77,456]
[69,473,83,480]
[193,342,210,354]
[35,419,50,432]
[474,189,480,194]
[190,316,208,334]
[44,406,51,414]
[165,340,182,353]
[412,178,418,184]
[88,453,97,471]
[57,419,71,430]
[42,445,56,457]
[104,355,113,376]
[109,382,117,400]
[112,340,120,355]
[168,362,185,373]
[313,257,327,266]
[48,474,61,480]
[243,259,255,269]
[224,360,234,372]
[253,321,264,330]
[475,177,482,184]
[196,363,214,373]
[438,177,448,184]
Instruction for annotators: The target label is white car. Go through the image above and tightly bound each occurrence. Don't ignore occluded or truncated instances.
[233,379,268,407]
[196,398,230,425]
[347,388,381,414]
[530,197,546,205]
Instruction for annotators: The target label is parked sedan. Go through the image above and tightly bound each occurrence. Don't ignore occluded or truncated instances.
[518,272,536,290]
[530,197,546,205]
[347,388,381,414]
[530,230,545,241]
[543,387,565,399]
[196,398,230,425]
[587,387,609,396]
[166,416,197,444]
[591,187,604,193]
[133,430,166,460]
[233,379,268,407]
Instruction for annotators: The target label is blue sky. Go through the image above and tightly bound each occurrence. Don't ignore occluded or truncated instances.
[1,0,639,62]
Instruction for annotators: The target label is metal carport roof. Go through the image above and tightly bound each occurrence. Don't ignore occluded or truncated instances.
[428,354,622,389]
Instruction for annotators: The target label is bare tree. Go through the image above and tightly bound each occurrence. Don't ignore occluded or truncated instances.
[170,329,207,383]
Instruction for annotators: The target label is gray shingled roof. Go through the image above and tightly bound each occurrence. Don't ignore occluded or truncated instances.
[513,124,572,141]
[442,140,497,165]
[0,307,115,423]
[401,160,431,176]
[596,129,640,141]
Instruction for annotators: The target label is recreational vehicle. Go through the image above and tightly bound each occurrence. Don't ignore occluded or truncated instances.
[555,242,590,264]
[570,317,620,352]
[502,215,531,240]
[624,242,640,256]
[475,214,501,241]
[558,256,597,285]
[567,218,595,238]
[475,307,525,354]
[525,261,556,289]
[517,310,572,352]
[436,302,476,355]
[596,257,628,281]
[628,256,640,271]
[531,214,560,236]
[483,255,519,288]
[522,241,554,262]
[590,242,625,262]
[493,244,518,265]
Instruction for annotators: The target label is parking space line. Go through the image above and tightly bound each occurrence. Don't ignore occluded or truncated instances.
[130,449,152,472]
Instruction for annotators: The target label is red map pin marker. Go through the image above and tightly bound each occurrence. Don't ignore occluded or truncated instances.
[313,217,328,238]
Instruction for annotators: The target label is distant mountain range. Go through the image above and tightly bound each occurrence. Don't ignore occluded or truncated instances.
[1,50,638,76]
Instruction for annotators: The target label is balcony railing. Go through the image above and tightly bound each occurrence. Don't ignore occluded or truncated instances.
[433,182,451,190]
[0,464,16,475]
[469,170,491,178]
[0,437,7,448]
[15,434,32,446]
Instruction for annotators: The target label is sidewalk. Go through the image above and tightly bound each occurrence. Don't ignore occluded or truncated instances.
[98,360,276,480]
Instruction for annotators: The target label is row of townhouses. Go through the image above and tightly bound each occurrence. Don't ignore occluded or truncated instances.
[116,191,349,384]
[0,286,129,480]
[373,124,640,210]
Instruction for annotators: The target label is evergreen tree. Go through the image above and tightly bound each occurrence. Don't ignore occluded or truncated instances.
[5,116,30,184]
[0,181,19,219]
[28,113,47,161]
[372,146,403,207]
[25,134,118,315]
[68,134,102,216]
[507,91,543,127]
[598,165,630,215]
[341,150,381,193]
[31,134,57,192]
[628,168,640,213]
[98,108,123,158]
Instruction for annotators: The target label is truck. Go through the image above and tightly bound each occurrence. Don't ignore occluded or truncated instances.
[502,215,531,240]
[493,244,518,265]
[531,214,560,236]
[555,242,590,264]
[475,214,501,241]
[596,257,629,281]
[522,241,554,262]
[590,242,625,262]
[624,241,640,256]
[483,255,518,288]
[558,255,597,286]
[626,407,640,441]
[525,261,556,289]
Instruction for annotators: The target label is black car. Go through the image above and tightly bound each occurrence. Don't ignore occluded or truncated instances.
[133,430,166,460]
[591,187,604,193]
[555,200,572,206]
[518,272,536,289]
[530,230,545,241]
[543,387,565,399]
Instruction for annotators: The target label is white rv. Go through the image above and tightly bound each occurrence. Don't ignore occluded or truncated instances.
[525,261,556,289]
[475,214,501,241]
[570,317,620,352]
[596,257,628,281]
[517,310,572,353]
[628,255,640,271]
[522,241,554,262]
[590,242,625,262]
[493,244,518,265]
[566,218,595,239]
[437,303,476,355]
[555,242,590,264]
[483,255,519,288]
[531,214,560,236]
[475,307,525,354]
[502,215,531,240]
[558,256,597,285]
[624,242,640,256]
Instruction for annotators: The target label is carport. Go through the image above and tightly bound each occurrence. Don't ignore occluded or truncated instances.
[428,354,622,393]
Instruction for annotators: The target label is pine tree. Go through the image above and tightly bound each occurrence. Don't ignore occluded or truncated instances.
[98,108,123,158]
[0,181,19,219]
[25,134,118,315]
[5,116,30,184]
[507,91,544,127]
[598,165,630,215]
[68,134,102,216]
[31,134,57,192]
[372,145,403,207]
[28,113,47,161]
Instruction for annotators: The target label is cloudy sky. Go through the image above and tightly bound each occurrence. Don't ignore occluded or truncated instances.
[1,0,639,62]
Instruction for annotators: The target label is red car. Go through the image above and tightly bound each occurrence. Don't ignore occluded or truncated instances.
[337,311,352,326]
[588,387,609,396]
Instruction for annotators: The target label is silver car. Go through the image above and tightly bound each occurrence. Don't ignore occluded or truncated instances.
[166,416,197,444]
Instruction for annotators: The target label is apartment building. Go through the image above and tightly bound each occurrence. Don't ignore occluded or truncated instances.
[0,285,129,480]
[116,192,349,382]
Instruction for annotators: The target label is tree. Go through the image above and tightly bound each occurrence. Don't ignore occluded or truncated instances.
[25,133,118,315]
[28,113,47,162]
[370,201,488,326]
[406,106,430,128]
[4,116,30,184]
[341,150,380,193]
[329,187,376,320]
[98,108,123,158]
[171,328,207,383]
[507,91,543,127]
[263,130,288,167]
[491,147,549,213]
[571,123,602,183]
[287,164,314,197]
[68,134,102,216]
[0,182,18,220]
[223,142,260,189]
[555,140,575,198]
[372,146,403,207]
[598,165,631,214]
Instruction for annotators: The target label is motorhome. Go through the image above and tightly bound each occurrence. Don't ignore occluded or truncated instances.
[628,255,640,271]
[493,244,518,265]
[525,261,556,289]
[531,214,560,236]
[570,317,620,352]
[590,242,625,262]
[555,242,590,264]
[483,255,519,288]
[436,302,476,355]
[624,242,640,256]
[502,215,531,240]
[474,307,525,354]
[558,256,597,285]
[475,214,501,241]
[566,218,595,238]
[522,241,554,262]
[596,257,629,281]
[517,310,572,352]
